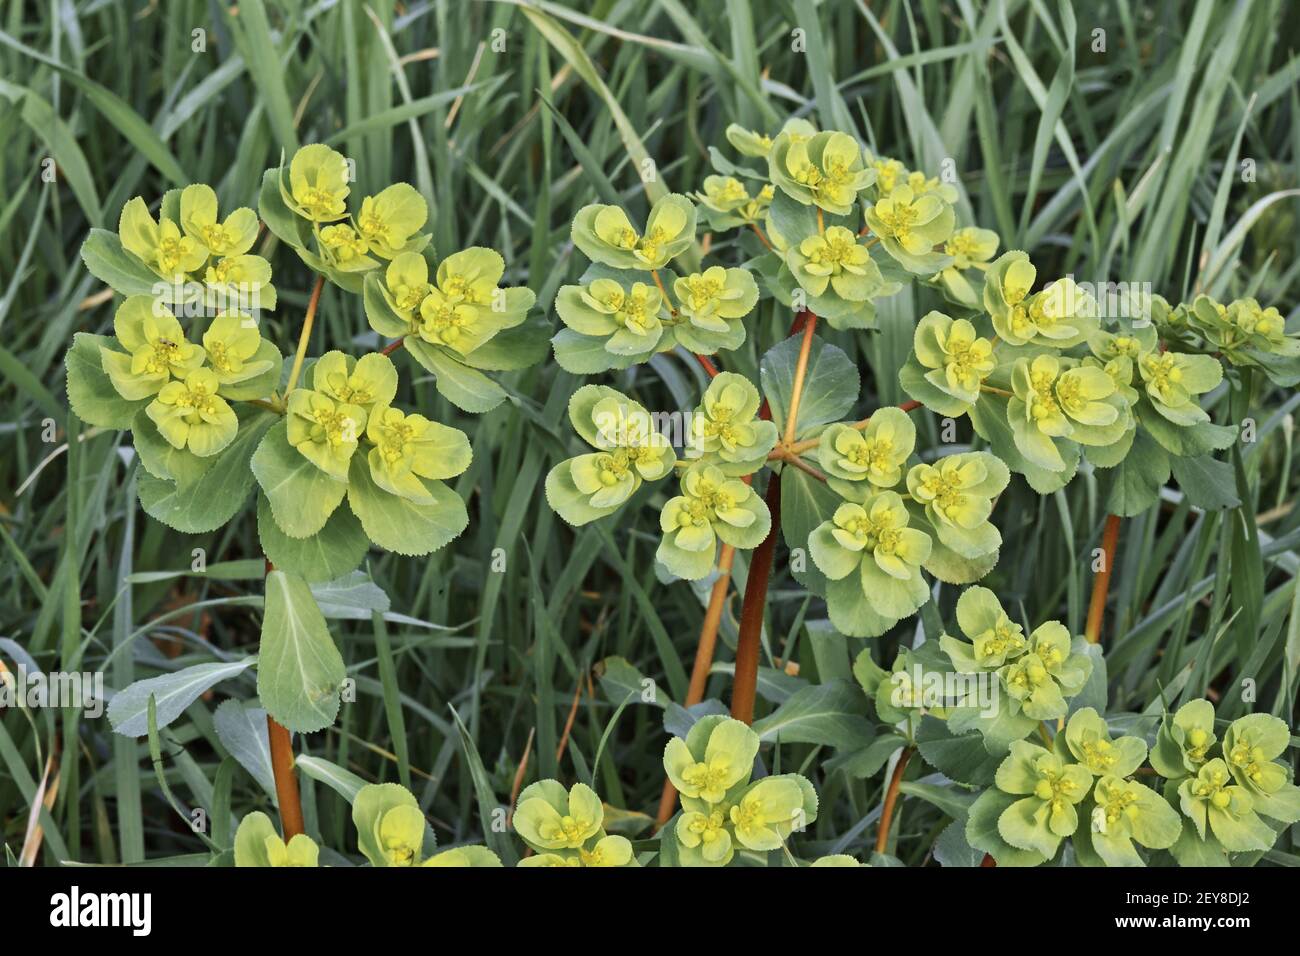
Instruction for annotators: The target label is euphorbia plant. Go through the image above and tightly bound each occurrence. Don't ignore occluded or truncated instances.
[540,114,1299,863]
[74,144,541,842]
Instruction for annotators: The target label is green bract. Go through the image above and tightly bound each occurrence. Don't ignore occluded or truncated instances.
[365,403,472,503]
[572,193,697,271]
[283,143,350,222]
[808,490,932,638]
[233,812,320,867]
[1176,759,1276,852]
[905,451,1008,559]
[901,311,997,413]
[1137,349,1223,425]
[514,780,636,867]
[994,740,1092,858]
[984,253,1097,348]
[1087,775,1182,867]
[657,463,771,580]
[999,621,1090,721]
[1063,707,1147,777]
[768,130,874,215]
[546,386,677,526]
[1151,698,1218,778]
[941,586,1028,671]
[663,716,818,866]
[555,277,666,358]
[937,227,999,308]
[363,244,537,412]
[672,266,760,349]
[146,367,239,457]
[1189,294,1300,370]
[788,226,880,301]
[1008,354,1127,471]
[180,184,259,259]
[816,407,915,489]
[695,176,774,229]
[119,195,208,283]
[686,372,778,475]
[286,387,366,481]
[353,782,500,867]
[863,184,955,273]
[355,183,428,258]
[99,296,205,400]
[1222,713,1300,823]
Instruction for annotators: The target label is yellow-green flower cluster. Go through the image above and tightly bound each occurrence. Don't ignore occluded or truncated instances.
[663,717,817,866]
[279,144,430,276]
[118,184,276,309]
[514,781,637,867]
[768,130,875,215]
[1152,700,1300,861]
[233,812,320,867]
[368,246,535,356]
[686,372,779,475]
[940,586,1091,723]
[657,463,771,580]
[284,351,470,502]
[545,386,676,526]
[352,783,501,867]
[98,296,281,460]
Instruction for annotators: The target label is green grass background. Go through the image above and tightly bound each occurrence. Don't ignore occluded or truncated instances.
[0,0,1297,865]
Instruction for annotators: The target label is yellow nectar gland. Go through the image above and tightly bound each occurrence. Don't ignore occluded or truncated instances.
[158,230,198,276]
[593,450,633,488]
[839,510,900,554]
[357,210,390,248]
[174,378,219,418]
[714,178,748,205]
[1228,742,1268,785]
[975,619,1025,659]
[140,338,183,375]
[681,273,724,313]
[391,280,427,314]
[297,186,343,221]
[618,288,657,333]
[383,837,418,866]
[686,808,729,846]
[1032,760,1080,812]
[681,756,734,800]
[377,419,415,464]
[636,226,671,264]
[1185,728,1211,762]
[540,813,595,847]
[817,157,856,203]
[1100,785,1138,826]
[1029,368,1060,422]
[321,224,369,262]
[917,465,968,522]
[680,476,735,522]
[1193,766,1232,807]
[310,404,358,448]
[422,302,472,344]
[205,339,238,376]
[1111,335,1141,358]
[876,199,919,244]
[1142,353,1183,392]
[1081,738,1117,772]
[845,434,893,473]
[201,223,238,256]
[808,229,862,272]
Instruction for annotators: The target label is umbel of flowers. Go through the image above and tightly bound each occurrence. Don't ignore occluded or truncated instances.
[962,694,1300,867]
[660,717,819,866]
[73,146,543,741]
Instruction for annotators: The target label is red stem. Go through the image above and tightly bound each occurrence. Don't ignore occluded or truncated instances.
[729,472,781,724]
